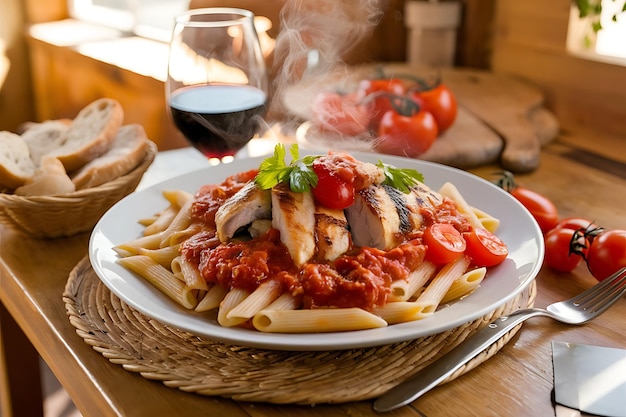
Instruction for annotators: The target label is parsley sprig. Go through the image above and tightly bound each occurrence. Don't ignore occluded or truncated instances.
[377,160,424,193]
[255,144,319,192]
[255,144,425,195]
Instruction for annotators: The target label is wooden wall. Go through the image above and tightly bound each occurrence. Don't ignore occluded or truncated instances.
[0,0,36,133]
[491,0,626,137]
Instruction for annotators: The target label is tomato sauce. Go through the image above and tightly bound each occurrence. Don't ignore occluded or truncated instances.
[180,166,470,312]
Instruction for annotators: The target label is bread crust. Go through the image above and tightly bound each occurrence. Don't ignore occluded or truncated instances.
[52,98,124,172]
[71,124,149,190]
[0,132,36,189]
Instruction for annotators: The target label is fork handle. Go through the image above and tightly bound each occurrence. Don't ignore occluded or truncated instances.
[373,308,543,412]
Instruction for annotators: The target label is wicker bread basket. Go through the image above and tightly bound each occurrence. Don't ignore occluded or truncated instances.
[0,140,157,238]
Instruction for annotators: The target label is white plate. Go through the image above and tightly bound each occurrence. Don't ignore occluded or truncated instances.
[89,151,544,351]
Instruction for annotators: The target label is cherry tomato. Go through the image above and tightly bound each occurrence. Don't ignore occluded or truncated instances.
[356,78,405,130]
[586,229,626,281]
[423,223,466,264]
[410,84,457,134]
[544,227,587,272]
[311,91,369,136]
[555,217,597,232]
[509,187,559,234]
[311,161,355,210]
[463,228,508,267]
[375,109,438,158]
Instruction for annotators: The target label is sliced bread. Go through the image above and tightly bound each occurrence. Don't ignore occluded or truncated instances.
[0,131,36,189]
[51,98,124,172]
[21,119,71,167]
[71,124,148,190]
[15,155,76,196]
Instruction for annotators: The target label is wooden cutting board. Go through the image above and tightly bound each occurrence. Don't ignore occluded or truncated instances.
[282,64,559,172]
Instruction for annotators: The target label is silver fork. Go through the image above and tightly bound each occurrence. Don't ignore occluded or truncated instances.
[374,267,626,413]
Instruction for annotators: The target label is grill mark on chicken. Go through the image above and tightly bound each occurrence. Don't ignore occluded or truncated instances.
[383,184,412,234]
[345,185,401,250]
[214,181,271,242]
[411,183,443,208]
[314,204,350,261]
[271,183,315,266]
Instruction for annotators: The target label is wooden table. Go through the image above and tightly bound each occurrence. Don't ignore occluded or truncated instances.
[1,130,625,417]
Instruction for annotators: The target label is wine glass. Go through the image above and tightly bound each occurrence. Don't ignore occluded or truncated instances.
[166,8,269,163]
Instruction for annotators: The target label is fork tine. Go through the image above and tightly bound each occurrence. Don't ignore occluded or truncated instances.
[571,267,626,313]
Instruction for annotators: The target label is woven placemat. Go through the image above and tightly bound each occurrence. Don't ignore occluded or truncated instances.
[63,256,536,404]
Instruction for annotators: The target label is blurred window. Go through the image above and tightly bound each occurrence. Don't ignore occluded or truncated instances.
[567,0,626,65]
[68,0,190,42]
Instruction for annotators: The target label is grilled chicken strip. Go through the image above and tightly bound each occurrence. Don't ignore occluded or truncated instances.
[345,184,402,250]
[394,182,445,231]
[215,181,271,242]
[271,182,315,266]
[314,204,350,261]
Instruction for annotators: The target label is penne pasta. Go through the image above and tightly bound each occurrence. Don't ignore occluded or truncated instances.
[195,284,228,312]
[226,280,282,320]
[138,244,180,268]
[159,199,193,248]
[144,205,178,236]
[252,308,387,333]
[217,288,250,327]
[171,255,209,292]
[166,224,203,246]
[438,182,483,230]
[162,189,194,207]
[118,255,197,309]
[390,261,437,302]
[113,231,166,256]
[441,267,486,304]
[411,256,471,317]
[373,301,428,324]
[263,293,301,311]
[471,207,500,232]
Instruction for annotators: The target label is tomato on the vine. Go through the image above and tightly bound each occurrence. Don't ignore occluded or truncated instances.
[494,171,559,234]
[586,229,626,281]
[409,83,457,134]
[423,223,466,264]
[510,186,559,234]
[356,78,405,130]
[544,227,587,272]
[311,91,369,136]
[555,217,597,233]
[311,161,355,210]
[375,108,438,158]
[463,228,508,267]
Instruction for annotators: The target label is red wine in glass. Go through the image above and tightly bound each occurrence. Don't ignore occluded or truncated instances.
[169,84,267,159]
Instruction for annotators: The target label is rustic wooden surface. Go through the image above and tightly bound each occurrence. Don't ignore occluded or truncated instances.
[1,129,625,417]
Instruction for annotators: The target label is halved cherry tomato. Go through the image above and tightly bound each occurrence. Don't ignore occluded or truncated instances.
[311,91,369,136]
[463,228,508,267]
[423,223,466,264]
[586,229,626,281]
[509,186,559,234]
[544,227,587,272]
[356,78,405,130]
[410,83,457,134]
[375,109,438,158]
[311,161,355,210]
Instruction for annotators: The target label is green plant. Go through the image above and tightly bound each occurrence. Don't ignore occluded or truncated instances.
[574,0,626,33]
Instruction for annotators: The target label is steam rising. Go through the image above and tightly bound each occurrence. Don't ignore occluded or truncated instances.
[269,0,384,117]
